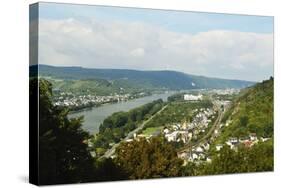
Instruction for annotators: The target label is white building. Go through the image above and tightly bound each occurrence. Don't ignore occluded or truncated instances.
[184,94,203,101]
[216,144,223,151]
[249,133,258,141]
[195,146,204,153]
[165,131,178,142]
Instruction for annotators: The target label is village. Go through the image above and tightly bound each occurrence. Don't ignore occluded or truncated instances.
[178,130,270,165]
[84,90,271,165]
[122,93,219,162]
[53,91,148,109]
[121,92,270,166]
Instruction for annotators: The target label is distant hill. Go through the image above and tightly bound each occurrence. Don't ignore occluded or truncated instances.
[218,77,273,141]
[30,64,255,90]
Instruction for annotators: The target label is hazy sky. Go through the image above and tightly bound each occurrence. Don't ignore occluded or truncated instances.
[35,2,274,81]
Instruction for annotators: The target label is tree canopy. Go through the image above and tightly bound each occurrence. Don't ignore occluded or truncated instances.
[30,78,95,184]
[114,137,183,179]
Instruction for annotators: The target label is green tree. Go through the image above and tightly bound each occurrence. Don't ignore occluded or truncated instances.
[114,137,183,179]
[239,116,248,127]
[31,79,96,184]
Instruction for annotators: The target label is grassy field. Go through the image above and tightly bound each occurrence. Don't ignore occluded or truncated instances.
[142,126,164,136]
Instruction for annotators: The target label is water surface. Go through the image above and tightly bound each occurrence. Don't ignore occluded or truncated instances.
[69,92,173,134]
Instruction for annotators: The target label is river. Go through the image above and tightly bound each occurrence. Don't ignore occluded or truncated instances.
[68,92,174,134]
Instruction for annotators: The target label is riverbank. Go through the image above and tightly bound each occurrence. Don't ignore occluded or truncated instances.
[69,92,175,134]
[66,93,153,114]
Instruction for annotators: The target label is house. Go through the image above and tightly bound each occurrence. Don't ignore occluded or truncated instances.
[214,129,219,135]
[125,139,133,142]
[165,131,178,142]
[178,152,188,159]
[206,157,212,163]
[261,137,270,142]
[177,131,189,143]
[239,137,250,143]
[172,124,179,130]
[216,144,223,151]
[226,137,238,144]
[249,133,258,141]
[198,152,206,160]
[180,121,186,129]
[225,120,232,127]
[195,146,204,153]
[163,128,170,134]
[190,153,199,161]
[202,142,210,151]
[226,137,239,150]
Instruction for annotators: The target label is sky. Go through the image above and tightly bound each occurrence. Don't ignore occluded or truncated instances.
[33,2,274,81]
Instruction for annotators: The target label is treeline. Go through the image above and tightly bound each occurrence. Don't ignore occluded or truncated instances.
[167,92,184,102]
[66,102,100,112]
[92,99,165,156]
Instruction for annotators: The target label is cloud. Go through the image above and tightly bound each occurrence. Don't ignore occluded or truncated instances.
[38,18,273,81]
[130,48,145,57]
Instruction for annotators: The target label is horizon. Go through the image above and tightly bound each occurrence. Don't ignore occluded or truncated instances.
[31,2,274,82]
[35,63,267,82]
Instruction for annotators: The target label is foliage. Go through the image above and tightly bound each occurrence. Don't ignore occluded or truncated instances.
[114,137,183,179]
[30,78,95,184]
[48,78,150,96]
[193,140,273,175]
[167,93,184,102]
[92,99,165,155]
[93,158,129,181]
[142,126,163,136]
[217,78,273,142]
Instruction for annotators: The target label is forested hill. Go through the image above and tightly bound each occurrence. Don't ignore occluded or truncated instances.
[219,77,274,140]
[31,64,254,90]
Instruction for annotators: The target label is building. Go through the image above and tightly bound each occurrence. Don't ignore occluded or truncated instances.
[249,133,258,141]
[184,94,203,101]
[216,144,223,151]
[165,131,178,142]
[226,137,239,150]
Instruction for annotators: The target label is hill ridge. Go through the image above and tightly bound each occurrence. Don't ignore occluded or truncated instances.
[30,64,255,90]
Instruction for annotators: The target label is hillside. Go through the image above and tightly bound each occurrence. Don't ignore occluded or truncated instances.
[45,78,147,96]
[30,64,255,90]
[218,77,273,141]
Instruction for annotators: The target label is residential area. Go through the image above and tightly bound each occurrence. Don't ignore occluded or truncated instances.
[53,91,149,110]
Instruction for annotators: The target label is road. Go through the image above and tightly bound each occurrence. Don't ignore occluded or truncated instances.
[100,104,168,159]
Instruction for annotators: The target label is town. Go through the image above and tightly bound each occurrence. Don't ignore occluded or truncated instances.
[98,91,270,165]
[53,91,149,110]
